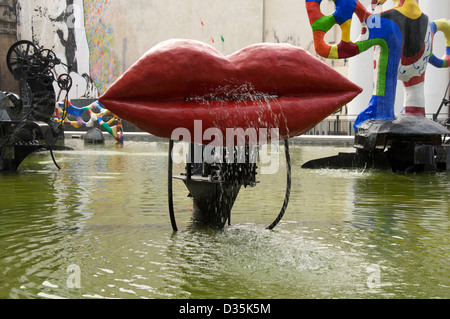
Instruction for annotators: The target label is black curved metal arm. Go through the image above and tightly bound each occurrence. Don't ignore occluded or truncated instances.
[168,138,291,231]
[266,139,291,230]
[168,139,178,231]
[433,80,450,122]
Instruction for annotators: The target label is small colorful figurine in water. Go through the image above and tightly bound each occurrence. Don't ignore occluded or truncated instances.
[305,0,450,129]
[55,100,124,143]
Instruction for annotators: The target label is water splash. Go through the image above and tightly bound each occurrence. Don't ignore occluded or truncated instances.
[186,82,290,141]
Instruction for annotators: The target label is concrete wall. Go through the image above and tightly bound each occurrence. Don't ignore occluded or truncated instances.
[264,0,347,77]
[15,0,317,98]
[16,0,266,98]
[8,0,450,119]
[0,0,18,93]
[84,0,265,95]
[421,0,450,118]
[16,0,91,99]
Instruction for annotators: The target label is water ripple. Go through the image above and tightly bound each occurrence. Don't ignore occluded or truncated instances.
[1,142,449,299]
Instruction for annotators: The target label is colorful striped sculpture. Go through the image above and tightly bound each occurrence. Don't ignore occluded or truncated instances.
[305,0,450,128]
[55,100,124,143]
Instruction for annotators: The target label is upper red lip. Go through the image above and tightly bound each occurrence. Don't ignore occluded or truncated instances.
[99,39,362,145]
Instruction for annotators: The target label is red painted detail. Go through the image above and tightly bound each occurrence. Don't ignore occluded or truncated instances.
[397,0,406,8]
[305,2,323,25]
[99,39,362,145]
[404,106,426,116]
[337,41,360,58]
[356,1,372,22]
[401,44,425,65]
[403,73,426,87]
[313,30,331,58]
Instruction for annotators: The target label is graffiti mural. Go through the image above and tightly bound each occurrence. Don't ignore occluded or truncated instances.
[16,0,94,99]
[83,0,121,95]
[17,0,78,71]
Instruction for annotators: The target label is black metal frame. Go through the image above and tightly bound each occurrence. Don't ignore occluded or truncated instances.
[0,40,72,172]
[167,139,291,231]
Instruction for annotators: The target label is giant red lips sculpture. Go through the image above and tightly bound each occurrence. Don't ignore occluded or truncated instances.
[99,39,362,145]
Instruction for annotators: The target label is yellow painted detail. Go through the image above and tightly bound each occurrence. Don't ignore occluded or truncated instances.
[328,45,339,59]
[394,0,422,20]
[340,19,352,43]
[435,19,450,47]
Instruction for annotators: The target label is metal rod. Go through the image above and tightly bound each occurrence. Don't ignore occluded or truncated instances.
[433,80,450,121]
[266,139,291,230]
[168,139,178,231]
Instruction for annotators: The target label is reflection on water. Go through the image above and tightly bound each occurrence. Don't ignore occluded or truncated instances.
[0,139,449,299]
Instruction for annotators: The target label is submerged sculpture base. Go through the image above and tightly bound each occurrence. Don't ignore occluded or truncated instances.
[0,120,65,171]
[84,127,105,144]
[174,175,241,229]
[302,115,450,173]
[172,144,258,229]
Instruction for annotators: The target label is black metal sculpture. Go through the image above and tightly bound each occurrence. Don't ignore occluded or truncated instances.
[0,40,71,171]
[167,140,291,231]
[302,114,450,173]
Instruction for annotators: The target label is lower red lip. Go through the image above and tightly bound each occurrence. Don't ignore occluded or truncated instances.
[99,39,362,145]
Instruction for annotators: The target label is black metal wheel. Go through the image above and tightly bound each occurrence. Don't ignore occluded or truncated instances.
[267,139,291,230]
[57,73,73,91]
[6,40,40,76]
[39,48,60,68]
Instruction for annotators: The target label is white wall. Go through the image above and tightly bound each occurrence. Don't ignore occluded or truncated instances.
[17,0,265,97]
[421,0,450,117]
[114,0,264,65]
[15,0,450,117]
[17,0,91,100]
[263,0,347,76]
[347,0,375,117]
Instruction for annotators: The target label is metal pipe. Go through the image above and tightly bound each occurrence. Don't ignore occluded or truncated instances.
[168,139,178,231]
[433,81,450,121]
[267,139,291,230]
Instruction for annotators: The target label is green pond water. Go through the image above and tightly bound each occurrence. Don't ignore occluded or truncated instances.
[0,138,449,299]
